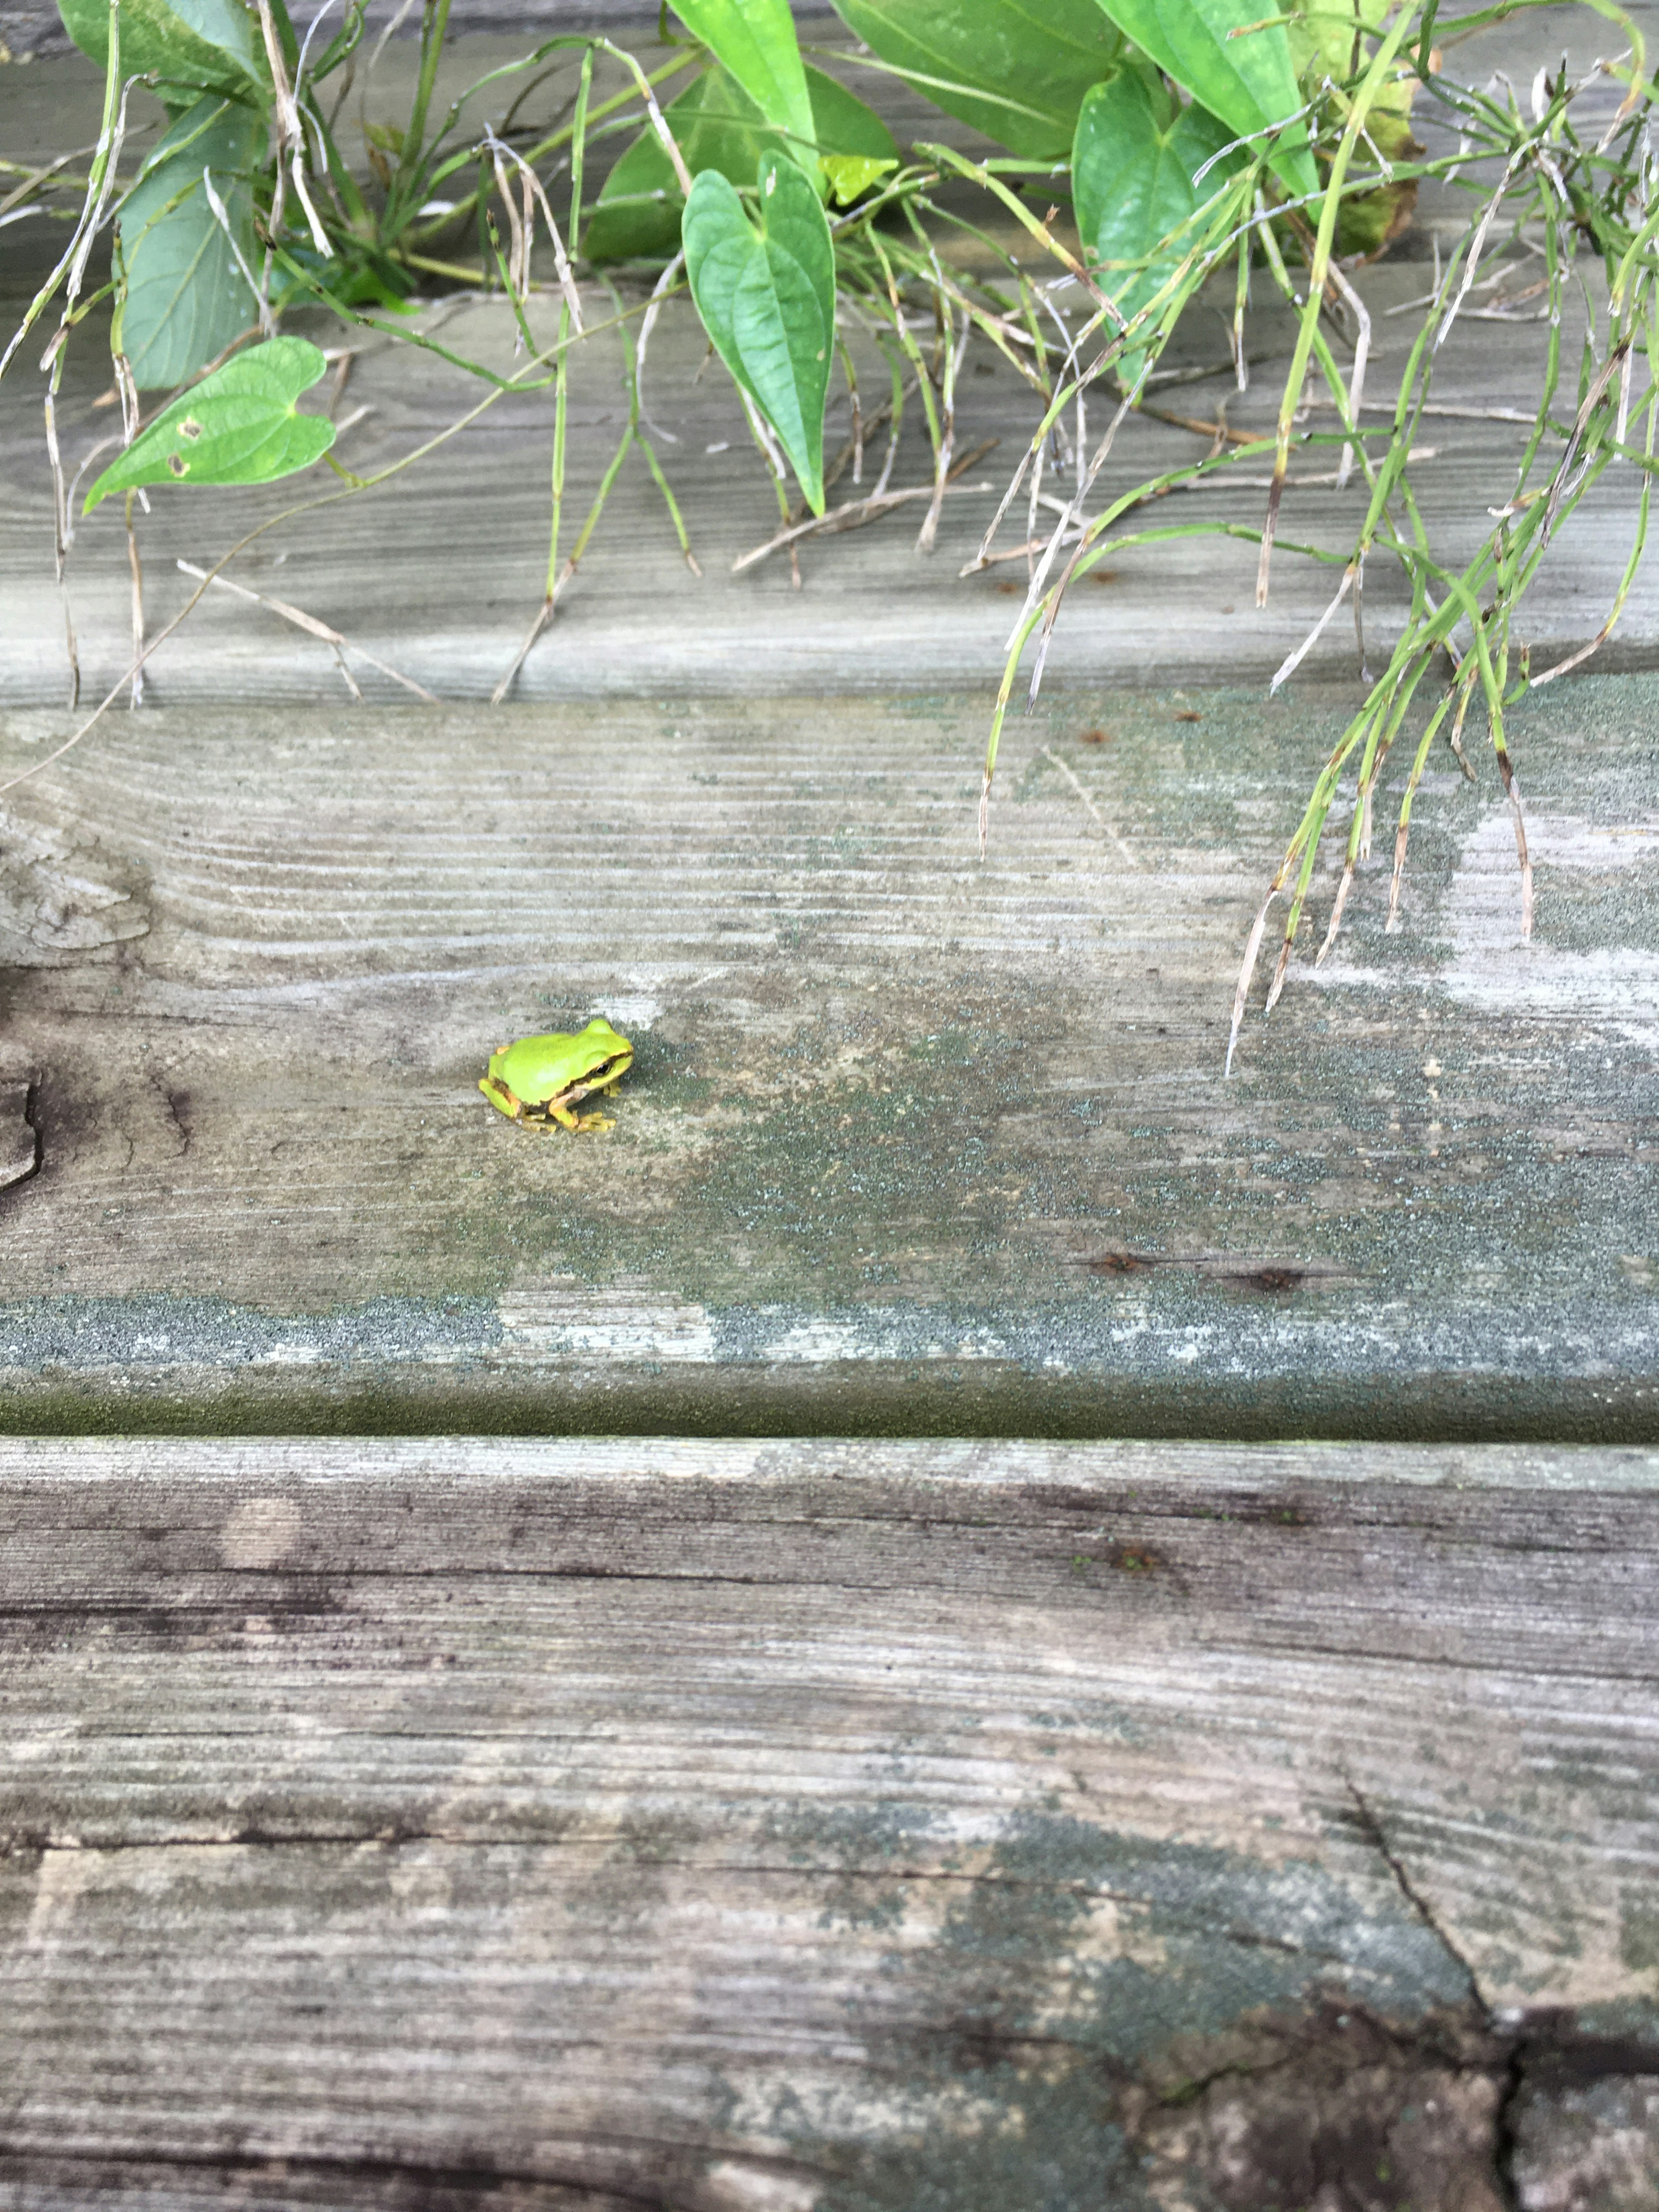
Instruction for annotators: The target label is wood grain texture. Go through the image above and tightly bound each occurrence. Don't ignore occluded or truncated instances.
[0,682,1656,1434]
[3,273,1650,711]
[2,1436,1656,2212]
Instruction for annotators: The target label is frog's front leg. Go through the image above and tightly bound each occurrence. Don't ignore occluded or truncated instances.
[573,1110,617,1131]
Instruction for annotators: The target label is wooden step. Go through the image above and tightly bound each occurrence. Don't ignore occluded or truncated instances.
[3,1434,1656,2210]
[2,685,1656,1436]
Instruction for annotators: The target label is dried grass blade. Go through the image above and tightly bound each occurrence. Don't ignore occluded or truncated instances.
[176,559,437,699]
[492,596,555,706]
[1226,887,1278,1077]
[1270,562,1354,693]
[1314,861,1354,963]
[733,443,997,572]
[1497,753,1535,937]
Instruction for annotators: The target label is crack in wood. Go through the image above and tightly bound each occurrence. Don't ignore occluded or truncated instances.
[1343,1777,1491,2011]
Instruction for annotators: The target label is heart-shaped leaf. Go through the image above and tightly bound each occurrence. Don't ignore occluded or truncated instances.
[683,152,834,514]
[1089,0,1316,200]
[55,0,267,104]
[1073,69,1241,370]
[116,95,266,390]
[588,63,897,261]
[671,0,817,171]
[826,0,1123,160]
[84,336,336,513]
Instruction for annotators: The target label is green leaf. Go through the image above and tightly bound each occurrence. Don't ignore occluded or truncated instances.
[671,0,817,170]
[1090,0,1317,199]
[1287,0,1388,87]
[55,0,267,101]
[822,153,896,205]
[806,67,903,172]
[306,0,367,84]
[587,63,896,262]
[84,335,335,512]
[683,153,833,514]
[116,95,266,390]
[824,0,1123,160]
[1072,69,1239,372]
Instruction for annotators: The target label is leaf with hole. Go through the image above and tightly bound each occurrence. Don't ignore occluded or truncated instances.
[1089,0,1316,198]
[588,64,896,260]
[683,152,834,514]
[825,0,1123,159]
[671,0,817,169]
[1072,69,1242,373]
[115,95,267,391]
[55,0,267,105]
[84,336,336,513]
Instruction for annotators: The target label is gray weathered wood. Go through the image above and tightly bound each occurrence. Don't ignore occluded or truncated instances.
[4,273,1652,709]
[2,1436,1656,2212]
[0,683,1656,1433]
[1515,2075,1659,2211]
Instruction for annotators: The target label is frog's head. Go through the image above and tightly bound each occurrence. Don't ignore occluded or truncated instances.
[575,1017,633,1083]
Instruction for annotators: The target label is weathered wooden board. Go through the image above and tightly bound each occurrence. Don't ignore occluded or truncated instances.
[3,1436,1657,2212]
[4,271,1650,711]
[0,681,1654,1434]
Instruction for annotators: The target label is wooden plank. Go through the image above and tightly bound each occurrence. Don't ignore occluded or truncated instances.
[0,682,1656,1433]
[2,1436,1656,2211]
[1515,2073,1659,2211]
[4,271,1652,709]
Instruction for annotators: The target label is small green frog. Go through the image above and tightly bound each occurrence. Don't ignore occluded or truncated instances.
[479,1018,634,1132]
